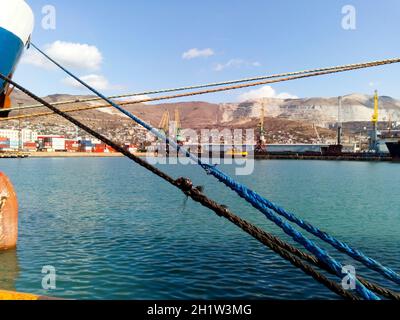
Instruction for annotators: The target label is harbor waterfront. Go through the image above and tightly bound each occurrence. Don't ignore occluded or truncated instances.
[1,0,400,305]
[0,150,395,161]
[0,158,399,300]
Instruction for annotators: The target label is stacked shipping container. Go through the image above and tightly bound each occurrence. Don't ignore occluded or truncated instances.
[1,135,121,153]
[37,136,66,152]
[65,140,80,152]
[23,142,37,152]
[0,137,10,150]
[79,140,93,152]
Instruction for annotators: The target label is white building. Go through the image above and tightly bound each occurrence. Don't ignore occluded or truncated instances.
[0,129,38,149]
[22,129,38,143]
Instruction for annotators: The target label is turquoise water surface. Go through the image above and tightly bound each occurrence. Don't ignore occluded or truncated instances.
[0,158,399,299]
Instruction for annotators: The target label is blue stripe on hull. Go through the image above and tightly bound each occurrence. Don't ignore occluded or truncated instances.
[0,27,24,94]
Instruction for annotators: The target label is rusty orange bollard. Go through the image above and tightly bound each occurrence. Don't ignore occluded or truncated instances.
[0,172,18,251]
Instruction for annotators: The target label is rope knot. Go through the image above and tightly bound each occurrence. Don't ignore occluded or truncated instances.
[175,177,194,192]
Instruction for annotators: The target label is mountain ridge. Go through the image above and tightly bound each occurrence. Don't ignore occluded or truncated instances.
[6,90,399,145]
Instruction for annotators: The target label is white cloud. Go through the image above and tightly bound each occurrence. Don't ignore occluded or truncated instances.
[238,85,298,102]
[214,59,261,71]
[21,49,50,68]
[215,59,243,71]
[182,48,215,60]
[21,41,103,71]
[62,74,121,91]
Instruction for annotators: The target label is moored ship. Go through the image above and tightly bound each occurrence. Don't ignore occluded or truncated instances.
[0,0,34,117]
[386,141,400,160]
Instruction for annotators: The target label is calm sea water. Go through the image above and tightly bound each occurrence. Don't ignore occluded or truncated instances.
[0,158,399,300]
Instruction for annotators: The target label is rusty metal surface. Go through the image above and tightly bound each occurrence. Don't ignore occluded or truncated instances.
[0,172,18,251]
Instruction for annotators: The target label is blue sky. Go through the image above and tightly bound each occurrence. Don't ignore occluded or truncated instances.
[15,0,400,102]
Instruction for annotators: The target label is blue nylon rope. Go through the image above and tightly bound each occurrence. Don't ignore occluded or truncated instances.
[32,44,384,300]
[200,166,380,300]
[204,165,400,286]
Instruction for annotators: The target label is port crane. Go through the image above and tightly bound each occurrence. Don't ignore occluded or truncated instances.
[174,109,184,146]
[157,111,171,155]
[158,110,170,135]
[255,101,267,153]
[157,110,185,155]
[158,109,183,139]
[337,96,343,145]
[369,90,380,152]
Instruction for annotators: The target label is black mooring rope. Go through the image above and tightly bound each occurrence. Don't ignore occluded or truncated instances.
[1,71,392,300]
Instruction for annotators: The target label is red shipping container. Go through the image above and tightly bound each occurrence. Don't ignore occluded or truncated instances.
[65,140,80,152]
[24,142,37,147]
[106,146,116,153]
[93,145,106,153]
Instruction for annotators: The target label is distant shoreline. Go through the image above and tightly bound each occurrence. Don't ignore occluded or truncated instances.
[29,152,151,158]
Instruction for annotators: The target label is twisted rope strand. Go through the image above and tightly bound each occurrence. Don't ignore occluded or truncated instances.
[19,45,386,300]
[3,55,400,113]
[29,44,400,293]
[2,56,400,121]
[0,71,361,300]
